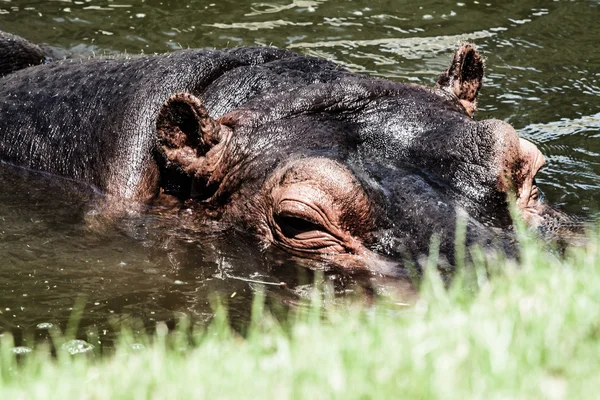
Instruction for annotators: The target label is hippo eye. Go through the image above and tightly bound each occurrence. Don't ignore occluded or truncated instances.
[275,215,325,239]
[272,194,346,253]
[272,209,345,253]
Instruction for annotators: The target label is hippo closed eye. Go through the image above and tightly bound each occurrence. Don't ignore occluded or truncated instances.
[0,32,573,277]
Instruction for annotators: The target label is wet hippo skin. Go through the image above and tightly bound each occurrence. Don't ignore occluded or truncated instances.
[0,32,574,278]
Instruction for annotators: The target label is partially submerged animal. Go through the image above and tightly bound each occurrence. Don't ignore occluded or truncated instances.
[0,32,575,278]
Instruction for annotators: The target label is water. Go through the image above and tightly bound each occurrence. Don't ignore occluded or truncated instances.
[0,0,598,346]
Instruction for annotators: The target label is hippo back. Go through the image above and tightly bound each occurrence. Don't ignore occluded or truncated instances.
[0,47,325,199]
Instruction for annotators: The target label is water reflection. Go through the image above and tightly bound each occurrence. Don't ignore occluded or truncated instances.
[245,1,324,17]
[521,113,600,212]
[205,20,313,31]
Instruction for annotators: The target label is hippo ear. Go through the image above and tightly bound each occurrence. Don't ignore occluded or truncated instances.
[156,93,230,180]
[436,44,484,117]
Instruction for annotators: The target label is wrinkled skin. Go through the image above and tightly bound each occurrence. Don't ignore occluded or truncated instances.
[0,32,573,279]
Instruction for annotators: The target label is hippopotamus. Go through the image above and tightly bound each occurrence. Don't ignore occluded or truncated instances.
[0,32,571,279]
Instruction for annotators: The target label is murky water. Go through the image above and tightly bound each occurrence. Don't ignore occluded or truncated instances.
[0,0,598,346]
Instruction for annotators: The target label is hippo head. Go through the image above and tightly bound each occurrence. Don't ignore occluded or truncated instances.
[155,45,562,278]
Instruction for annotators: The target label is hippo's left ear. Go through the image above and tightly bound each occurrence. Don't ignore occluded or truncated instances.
[436,44,484,117]
[156,93,231,182]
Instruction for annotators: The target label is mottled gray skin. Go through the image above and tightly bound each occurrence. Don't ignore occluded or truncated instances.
[0,33,564,278]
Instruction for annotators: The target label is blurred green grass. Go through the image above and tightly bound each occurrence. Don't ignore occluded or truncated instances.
[1,225,599,400]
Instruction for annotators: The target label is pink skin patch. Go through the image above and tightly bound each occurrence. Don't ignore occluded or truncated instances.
[517,138,547,226]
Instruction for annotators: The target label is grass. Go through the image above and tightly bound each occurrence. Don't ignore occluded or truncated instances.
[1,225,599,399]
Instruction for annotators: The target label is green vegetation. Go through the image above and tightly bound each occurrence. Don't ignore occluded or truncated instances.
[1,227,599,399]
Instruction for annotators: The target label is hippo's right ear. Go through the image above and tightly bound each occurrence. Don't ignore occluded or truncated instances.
[156,93,230,181]
[436,44,484,117]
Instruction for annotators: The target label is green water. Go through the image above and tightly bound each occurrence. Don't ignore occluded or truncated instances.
[0,0,598,345]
